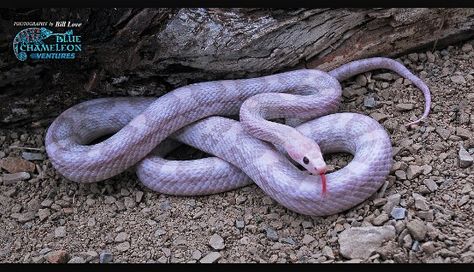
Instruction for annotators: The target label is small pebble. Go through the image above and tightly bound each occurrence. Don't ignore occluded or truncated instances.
[200,252,221,263]
[99,251,113,263]
[55,226,66,238]
[21,152,44,161]
[209,234,225,250]
[391,207,406,220]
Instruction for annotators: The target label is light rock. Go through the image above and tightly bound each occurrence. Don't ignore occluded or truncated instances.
[372,213,389,226]
[302,234,315,245]
[390,207,406,220]
[462,43,473,52]
[435,127,451,140]
[68,257,86,263]
[423,179,438,192]
[456,127,472,140]
[338,226,396,260]
[209,234,225,250]
[370,112,389,122]
[114,232,129,243]
[115,241,130,252]
[16,211,35,223]
[394,170,406,180]
[265,227,279,241]
[21,152,44,161]
[383,193,401,213]
[1,172,30,184]
[55,226,66,238]
[191,250,202,260]
[451,75,466,84]
[406,219,427,241]
[363,96,377,108]
[355,74,367,86]
[38,209,50,221]
[99,251,113,263]
[373,73,394,81]
[200,252,221,263]
[407,165,423,180]
[235,220,245,229]
[322,246,335,259]
[459,145,473,168]
[413,193,429,211]
[135,191,144,203]
[395,103,414,111]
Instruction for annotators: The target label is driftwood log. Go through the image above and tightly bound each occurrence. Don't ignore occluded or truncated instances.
[1,8,474,128]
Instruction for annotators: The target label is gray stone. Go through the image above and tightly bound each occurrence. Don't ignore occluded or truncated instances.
[68,256,86,263]
[459,195,470,206]
[41,199,53,207]
[114,232,129,243]
[451,75,466,84]
[99,251,113,263]
[342,87,367,99]
[55,226,66,238]
[1,172,30,184]
[135,191,144,203]
[436,127,451,140]
[235,220,245,229]
[338,226,396,260]
[363,96,377,108]
[124,197,136,209]
[383,193,401,213]
[462,43,473,52]
[395,170,406,180]
[370,112,390,123]
[200,252,221,263]
[115,241,130,252]
[265,227,279,241]
[413,193,429,211]
[302,234,315,245]
[372,213,389,226]
[426,51,435,62]
[322,246,335,259]
[456,127,472,140]
[395,103,414,111]
[301,220,313,229]
[459,145,473,168]
[407,219,427,241]
[421,241,436,255]
[373,73,394,81]
[209,234,225,250]
[355,74,367,86]
[191,250,202,260]
[423,179,438,192]
[390,207,406,220]
[21,152,44,161]
[407,165,423,180]
[38,209,50,221]
[16,211,35,223]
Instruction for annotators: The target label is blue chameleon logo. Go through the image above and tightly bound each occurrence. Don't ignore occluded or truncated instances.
[12,27,76,61]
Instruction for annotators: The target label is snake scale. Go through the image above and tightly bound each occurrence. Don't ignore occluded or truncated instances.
[45,57,431,216]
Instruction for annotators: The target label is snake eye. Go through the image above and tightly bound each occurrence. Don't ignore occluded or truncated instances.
[303,156,309,164]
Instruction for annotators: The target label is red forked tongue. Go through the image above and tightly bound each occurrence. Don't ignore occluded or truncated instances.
[319,171,327,197]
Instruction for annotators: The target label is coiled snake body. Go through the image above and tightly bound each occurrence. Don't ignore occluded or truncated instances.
[45,58,431,216]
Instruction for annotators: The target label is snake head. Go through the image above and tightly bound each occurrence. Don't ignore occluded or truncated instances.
[284,135,327,176]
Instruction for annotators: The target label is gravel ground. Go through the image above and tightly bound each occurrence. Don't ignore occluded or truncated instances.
[1,40,473,264]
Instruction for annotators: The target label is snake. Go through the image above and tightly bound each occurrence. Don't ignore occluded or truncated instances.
[45,57,431,216]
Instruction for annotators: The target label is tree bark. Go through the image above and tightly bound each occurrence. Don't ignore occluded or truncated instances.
[1,8,473,128]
